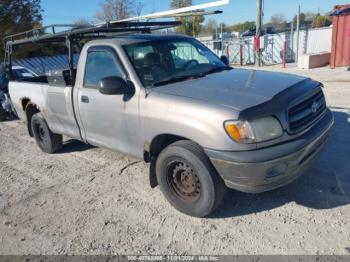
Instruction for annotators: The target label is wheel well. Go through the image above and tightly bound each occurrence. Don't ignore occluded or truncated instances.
[23,100,40,137]
[145,134,188,188]
[145,134,188,162]
[21,98,31,111]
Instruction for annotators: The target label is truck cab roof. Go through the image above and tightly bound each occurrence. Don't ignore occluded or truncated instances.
[87,34,192,46]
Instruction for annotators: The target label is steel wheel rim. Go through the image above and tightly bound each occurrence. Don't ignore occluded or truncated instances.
[38,125,46,140]
[166,160,201,203]
[34,121,48,145]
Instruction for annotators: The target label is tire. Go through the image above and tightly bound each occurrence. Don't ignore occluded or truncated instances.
[156,140,227,217]
[0,106,7,122]
[31,113,63,154]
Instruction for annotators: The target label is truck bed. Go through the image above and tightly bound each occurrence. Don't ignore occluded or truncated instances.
[9,80,81,140]
[9,80,50,120]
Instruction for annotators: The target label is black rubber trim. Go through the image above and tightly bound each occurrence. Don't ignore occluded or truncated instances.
[238,78,322,120]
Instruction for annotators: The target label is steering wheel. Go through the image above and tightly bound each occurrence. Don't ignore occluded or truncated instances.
[183,59,199,69]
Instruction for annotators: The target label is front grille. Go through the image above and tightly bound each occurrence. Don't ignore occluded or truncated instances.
[288,88,327,134]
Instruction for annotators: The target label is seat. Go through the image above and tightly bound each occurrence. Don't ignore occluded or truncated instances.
[143,53,169,82]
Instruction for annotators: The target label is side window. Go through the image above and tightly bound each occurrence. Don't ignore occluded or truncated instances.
[84,50,124,88]
[170,42,209,69]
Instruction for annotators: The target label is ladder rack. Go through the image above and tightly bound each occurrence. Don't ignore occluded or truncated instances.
[3,21,181,84]
[4,21,181,47]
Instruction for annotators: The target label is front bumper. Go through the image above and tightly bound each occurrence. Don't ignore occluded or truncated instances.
[205,109,334,194]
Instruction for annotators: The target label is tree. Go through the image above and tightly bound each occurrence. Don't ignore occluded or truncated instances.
[268,13,288,32]
[292,11,332,29]
[270,14,286,26]
[0,0,43,60]
[202,18,217,34]
[304,12,317,22]
[292,12,317,29]
[171,0,191,9]
[135,1,144,16]
[228,21,255,32]
[170,0,204,36]
[73,18,92,27]
[95,0,136,22]
[313,15,332,28]
[293,12,306,28]
[313,16,326,28]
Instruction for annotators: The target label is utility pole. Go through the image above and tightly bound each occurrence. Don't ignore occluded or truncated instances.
[221,23,223,39]
[220,23,223,52]
[255,0,263,67]
[296,5,301,64]
[193,16,195,37]
[291,18,294,61]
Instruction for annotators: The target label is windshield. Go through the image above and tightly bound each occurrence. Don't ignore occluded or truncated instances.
[124,38,227,87]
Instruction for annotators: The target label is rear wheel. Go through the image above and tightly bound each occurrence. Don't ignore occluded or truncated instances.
[0,106,7,122]
[156,140,227,217]
[31,113,63,154]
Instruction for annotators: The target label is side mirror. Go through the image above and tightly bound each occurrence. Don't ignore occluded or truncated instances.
[99,76,131,95]
[220,55,230,66]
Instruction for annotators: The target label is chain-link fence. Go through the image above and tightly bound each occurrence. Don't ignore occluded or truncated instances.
[201,27,332,66]
[202,32,294,66]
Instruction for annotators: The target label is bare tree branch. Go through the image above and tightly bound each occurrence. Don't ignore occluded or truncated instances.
[95,0,136,22]
[135,1,144,16]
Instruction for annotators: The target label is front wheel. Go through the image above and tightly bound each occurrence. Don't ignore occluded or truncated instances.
[156,140,227,217]
[31,113,63,154]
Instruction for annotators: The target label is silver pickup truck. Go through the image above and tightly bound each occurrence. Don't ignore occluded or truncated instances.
[9,34,334,217]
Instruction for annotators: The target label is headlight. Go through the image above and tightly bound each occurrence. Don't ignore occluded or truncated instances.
[224,116,283,143]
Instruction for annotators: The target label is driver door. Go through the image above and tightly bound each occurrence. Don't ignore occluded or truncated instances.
[77,46,131,151]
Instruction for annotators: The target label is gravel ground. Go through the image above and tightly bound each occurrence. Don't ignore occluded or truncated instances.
[0,66,349,255]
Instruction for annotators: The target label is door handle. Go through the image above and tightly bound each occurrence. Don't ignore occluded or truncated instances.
[81,96,89,103]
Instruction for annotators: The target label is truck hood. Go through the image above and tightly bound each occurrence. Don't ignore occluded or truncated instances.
[152,69,308,111]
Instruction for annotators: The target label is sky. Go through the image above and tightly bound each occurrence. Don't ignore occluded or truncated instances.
[41,0,349,26]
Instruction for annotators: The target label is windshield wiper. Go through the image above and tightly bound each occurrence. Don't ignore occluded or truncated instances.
[152,74,204,87]
[151,67,231,87]
[202,66,232,76]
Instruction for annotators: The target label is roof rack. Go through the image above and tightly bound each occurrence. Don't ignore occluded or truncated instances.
[4,21,181,48]
[3,21,181,84]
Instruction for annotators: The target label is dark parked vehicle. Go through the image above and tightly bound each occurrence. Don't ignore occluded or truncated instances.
[0,66,10,121]
[241,27,277,37]
[0,65,24,121]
